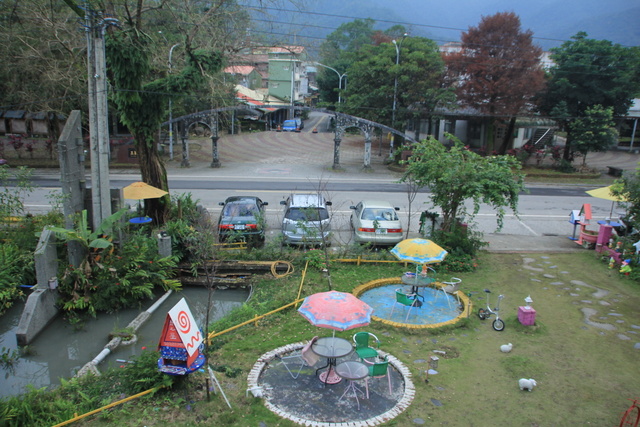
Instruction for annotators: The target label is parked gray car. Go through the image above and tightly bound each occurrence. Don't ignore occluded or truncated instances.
[280,193,332,246]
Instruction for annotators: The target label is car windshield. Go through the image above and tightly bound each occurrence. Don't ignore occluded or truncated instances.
[361,208,398,221]
[285,207,329,221]
[223,202,258,217]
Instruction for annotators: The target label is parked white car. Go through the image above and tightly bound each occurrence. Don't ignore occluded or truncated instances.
[350,200,403,245]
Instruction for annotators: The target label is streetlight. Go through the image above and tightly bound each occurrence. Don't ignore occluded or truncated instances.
[391,33,408,128]
[168,43,180,161]
[315,62,347,103]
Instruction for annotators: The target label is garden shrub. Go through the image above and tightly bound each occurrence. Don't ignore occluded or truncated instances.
[439,250,479,273]
[163,218,203,263]
[0,243,31,315]
[167,192,201,224]
[432,226,487,257]
[58,233,181,315]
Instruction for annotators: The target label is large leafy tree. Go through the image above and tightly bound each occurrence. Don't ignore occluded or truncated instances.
[444,12,545,154]
[0,1,88,116]
[317,19,376,105]
[570,105,618,167]
[62,0,248,223]
[538,32,640,161]
[317,19,407,106]
[105,32,222,223]
[401,135,525,233]
[342,36,450,128]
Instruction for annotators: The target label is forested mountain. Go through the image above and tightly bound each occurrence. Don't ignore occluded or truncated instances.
[250,0,639,51]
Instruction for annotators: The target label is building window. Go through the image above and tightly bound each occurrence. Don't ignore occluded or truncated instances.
[469,123,481,139]
[444,120,454,134]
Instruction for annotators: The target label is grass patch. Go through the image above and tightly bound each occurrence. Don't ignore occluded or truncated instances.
[2,251,639,426]
[501,355,546,379]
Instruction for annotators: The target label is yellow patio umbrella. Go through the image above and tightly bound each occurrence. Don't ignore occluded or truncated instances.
[391,238,448,285]
[122,182,168,200]
[586,185,627,218]
[390,238,448,265]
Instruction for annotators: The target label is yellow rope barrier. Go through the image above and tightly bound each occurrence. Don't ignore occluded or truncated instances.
[51,387,161,426]
[207,298,305,341]
[295,260,308,309]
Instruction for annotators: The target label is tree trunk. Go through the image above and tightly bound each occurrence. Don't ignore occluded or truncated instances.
[134,132,170,225]
[485,119,495,153]
[563,129,573,161]
[442,201,459,233]
[498,117,517,154]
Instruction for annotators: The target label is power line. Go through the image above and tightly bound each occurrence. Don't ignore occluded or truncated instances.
[238,3,574,45]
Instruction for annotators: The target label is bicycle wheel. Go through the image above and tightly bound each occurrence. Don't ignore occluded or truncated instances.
[478,308,487,320]
[493,318,505,331]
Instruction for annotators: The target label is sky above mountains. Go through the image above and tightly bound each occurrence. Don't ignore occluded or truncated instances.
[262,0,640,51]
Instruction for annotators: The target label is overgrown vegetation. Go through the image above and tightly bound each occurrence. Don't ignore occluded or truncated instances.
[401,135,526,233]
[0,165,63,314]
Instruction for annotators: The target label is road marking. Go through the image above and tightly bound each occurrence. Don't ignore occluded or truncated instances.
[517,218,539,236]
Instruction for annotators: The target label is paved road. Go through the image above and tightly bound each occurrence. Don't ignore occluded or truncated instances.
[23,119,640,252]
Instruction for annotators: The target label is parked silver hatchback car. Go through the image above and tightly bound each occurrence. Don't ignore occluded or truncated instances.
[280,193,332,246]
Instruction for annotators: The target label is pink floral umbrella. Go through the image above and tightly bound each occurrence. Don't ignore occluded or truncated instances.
[298,291,373,335]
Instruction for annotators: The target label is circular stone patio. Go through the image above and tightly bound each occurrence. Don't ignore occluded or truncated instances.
[247,343,415,426]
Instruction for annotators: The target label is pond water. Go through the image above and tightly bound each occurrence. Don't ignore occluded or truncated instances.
[0,287,249,399]
[358,284,462,325]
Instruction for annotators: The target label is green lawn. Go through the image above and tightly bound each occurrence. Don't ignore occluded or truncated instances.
[76,250,640,427]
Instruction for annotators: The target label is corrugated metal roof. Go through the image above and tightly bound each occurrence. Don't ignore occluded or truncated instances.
[4,110,25,119]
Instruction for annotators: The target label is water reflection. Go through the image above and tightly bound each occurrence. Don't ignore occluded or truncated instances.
[0,287,249,399]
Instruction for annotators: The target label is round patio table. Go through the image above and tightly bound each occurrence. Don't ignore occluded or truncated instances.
[401,274,435,298]
[312,336,353,385]
[336,360,369,410]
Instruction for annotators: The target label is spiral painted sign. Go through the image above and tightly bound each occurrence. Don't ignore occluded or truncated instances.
[168,298,202,356]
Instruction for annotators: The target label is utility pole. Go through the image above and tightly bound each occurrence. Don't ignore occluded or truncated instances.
[391,33,408,158]
[290,58,295,120]
[168,43,180,161]
[85,7,118,230]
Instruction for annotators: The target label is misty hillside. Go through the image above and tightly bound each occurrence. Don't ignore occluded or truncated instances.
[250,0,639,51]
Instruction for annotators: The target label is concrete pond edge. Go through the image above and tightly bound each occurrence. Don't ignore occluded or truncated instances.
[352,278,472,329]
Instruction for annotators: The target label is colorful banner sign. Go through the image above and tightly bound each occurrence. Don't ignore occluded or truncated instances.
[168,298,202,357]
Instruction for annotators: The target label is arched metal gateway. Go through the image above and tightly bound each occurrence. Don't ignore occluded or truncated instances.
[163,106,417,169]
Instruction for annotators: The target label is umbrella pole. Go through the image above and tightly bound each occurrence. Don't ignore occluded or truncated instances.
[609,201,615,219]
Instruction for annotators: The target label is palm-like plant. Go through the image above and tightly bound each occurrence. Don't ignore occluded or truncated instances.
[46,209,127,313]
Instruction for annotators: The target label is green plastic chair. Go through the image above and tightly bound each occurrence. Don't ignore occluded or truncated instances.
[364,357,392,398]
[390,288,421,321]
[352,332,380,361]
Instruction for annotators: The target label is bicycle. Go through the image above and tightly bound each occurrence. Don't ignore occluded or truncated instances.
[477,289,505,331]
